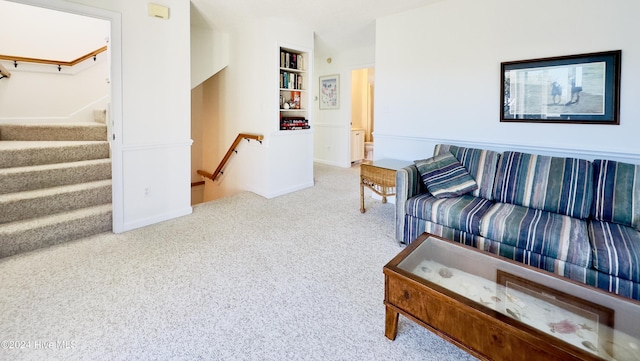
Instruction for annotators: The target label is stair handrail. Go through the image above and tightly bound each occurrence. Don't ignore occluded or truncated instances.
[197,133,264,181]
[0,45,108,70]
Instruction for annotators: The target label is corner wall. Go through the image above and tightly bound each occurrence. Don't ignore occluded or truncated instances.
[195,17,315,200]
[375,0,640,162]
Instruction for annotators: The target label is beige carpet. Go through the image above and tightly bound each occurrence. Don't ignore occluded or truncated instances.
[0,163,476,361]
[0,123,112,257]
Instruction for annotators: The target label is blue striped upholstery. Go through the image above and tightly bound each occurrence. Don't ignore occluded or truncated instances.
[480,203,592,267]
[592,266,640,300]
[592,159,640,230]
[478,236,594,283]
[405,193,493,235]
[405,218,482,247]
[478,234,640,301]
[394,144,640,301]
[395,165,425,243]
[589,220,640,283]
[493,152,593,219]
[434,144,500,201]
[414,152,478,198]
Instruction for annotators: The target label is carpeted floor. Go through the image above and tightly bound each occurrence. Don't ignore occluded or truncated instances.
[0,163,476,361]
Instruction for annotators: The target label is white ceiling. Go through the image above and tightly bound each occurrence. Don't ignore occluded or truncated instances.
[190,0,443,51]
[0,0,109,60]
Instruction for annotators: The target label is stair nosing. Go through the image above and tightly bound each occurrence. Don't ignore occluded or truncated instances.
[0,179,112,202]
[0,157,110,172]
[0,204,113,232]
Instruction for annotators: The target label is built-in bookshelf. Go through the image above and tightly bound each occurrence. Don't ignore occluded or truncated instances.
[279,46,310,131]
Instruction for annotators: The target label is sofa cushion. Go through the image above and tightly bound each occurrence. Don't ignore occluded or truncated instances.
[415,152,478,198]
[478,236,593,283]
[592,159,640,231]
[480,203,592,267]
[406,193,493,235]
[588,220,640,283]
[493,151,593,219]
[434,144,501,201]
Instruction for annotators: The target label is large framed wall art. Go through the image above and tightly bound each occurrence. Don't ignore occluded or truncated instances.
[500,50,621,124]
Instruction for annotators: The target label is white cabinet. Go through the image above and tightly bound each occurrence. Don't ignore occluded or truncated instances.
[351,129,364,163]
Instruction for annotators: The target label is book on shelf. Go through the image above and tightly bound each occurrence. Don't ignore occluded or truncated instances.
[280,49,305,71]
[280,72,303,90]
[297,55,304,70]
[280,116,309,130]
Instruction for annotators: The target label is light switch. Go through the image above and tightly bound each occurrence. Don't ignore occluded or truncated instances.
[148,3,169,20]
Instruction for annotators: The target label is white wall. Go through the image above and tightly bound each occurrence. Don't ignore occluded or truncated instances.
[15,0,193,232]
[190,24,229,89]
[375,0,640,164]
[0,59,109,123]
[313,44,375,167]
[0,0,110,124]
[0,0,108,59]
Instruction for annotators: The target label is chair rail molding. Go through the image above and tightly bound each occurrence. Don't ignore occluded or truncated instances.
[374,133,640,165]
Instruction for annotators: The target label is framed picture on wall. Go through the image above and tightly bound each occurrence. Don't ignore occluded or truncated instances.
[500,50,621,124]
[319,74,340,109]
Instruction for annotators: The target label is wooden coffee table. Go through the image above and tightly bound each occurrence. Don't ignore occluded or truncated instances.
[360,159,411,213]
[384,233,640,361]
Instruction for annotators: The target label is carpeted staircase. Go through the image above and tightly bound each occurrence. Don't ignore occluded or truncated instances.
[0,123,112,258]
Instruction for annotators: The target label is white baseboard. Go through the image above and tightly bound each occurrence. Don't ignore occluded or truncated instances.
[121,207,193,232]
[313,158,350,168]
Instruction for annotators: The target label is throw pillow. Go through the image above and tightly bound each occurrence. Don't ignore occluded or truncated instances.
[415,152,478,198]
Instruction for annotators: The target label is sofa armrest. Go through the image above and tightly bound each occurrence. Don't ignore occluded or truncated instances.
[396,164,423,243]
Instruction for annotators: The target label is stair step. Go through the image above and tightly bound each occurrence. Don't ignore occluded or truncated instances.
[0,141,110,168]
[0,204,112,258]
[0,158,111,194]
[0,123,107,141]
[0,180,112,224]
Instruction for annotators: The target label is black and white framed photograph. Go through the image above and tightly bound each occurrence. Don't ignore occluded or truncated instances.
[501,50,621,124]
[319,74,340,110]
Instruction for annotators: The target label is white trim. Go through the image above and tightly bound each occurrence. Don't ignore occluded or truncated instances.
[123,207,193,232]
[313,122,348,129]
[313,159,347,168]
[123,140,194,152]
[375,133,640,164]
[249,181,315,199]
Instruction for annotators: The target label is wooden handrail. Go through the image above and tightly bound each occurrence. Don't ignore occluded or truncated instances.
[191,180,205,187]
[197,133,264,181]
[0,46,108,67]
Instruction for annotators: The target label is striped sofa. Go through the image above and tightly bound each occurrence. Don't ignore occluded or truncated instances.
[396,144,640,301]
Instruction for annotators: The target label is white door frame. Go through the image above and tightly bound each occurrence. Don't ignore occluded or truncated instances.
[6,0,124,233]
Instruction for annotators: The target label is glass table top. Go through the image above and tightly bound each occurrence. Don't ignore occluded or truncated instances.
[366,159,412,171]
[396,234,640,360]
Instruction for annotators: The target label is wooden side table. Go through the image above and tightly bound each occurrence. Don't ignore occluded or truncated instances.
[360,159,412,213]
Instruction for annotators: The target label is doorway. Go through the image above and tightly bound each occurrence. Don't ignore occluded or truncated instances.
[3,0,123,232]
[351,67,375,161]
